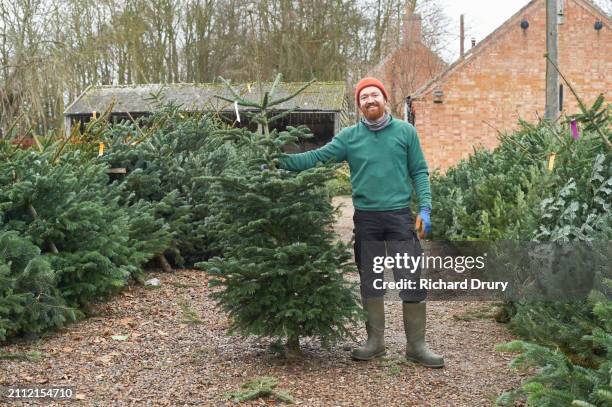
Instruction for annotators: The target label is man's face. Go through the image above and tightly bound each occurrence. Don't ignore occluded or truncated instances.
[358,86,386,121]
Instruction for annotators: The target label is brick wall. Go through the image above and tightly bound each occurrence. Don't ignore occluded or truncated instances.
[410,0,611,173]
[375,42,447,116]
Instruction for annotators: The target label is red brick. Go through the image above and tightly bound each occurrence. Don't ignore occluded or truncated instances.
[407,0,611,172]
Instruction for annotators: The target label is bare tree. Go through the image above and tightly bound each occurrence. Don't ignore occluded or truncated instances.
[0,0,452,135]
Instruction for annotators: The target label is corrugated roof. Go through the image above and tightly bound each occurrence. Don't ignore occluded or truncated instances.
[64,82,347,116]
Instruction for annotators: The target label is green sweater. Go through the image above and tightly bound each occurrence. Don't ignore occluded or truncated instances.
[279,116,432,211]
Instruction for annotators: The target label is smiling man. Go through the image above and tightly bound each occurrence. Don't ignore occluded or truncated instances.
[278,77,443,368]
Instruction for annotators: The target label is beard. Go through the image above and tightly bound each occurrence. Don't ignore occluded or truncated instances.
[360,102,386,121]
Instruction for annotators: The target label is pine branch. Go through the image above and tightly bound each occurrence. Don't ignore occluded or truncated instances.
[267,79,316,109]
[268,73,283,100]
[214,77,261,108]
[26,203,59,254]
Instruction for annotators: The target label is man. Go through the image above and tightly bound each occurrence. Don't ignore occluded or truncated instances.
[278,77,443,368]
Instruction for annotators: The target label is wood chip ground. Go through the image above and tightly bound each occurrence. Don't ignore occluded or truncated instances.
[0,196,528,406]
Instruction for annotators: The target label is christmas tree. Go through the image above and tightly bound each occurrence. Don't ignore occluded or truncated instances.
[0,230,76,341]
[197,75,361,357]
[430,88,611,405]
[99,101,228,267]
[0,116,167,341]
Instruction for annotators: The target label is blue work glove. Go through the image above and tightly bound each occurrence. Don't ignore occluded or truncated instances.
[415,207,431,239]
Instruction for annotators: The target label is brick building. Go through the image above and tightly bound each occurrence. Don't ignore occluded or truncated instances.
[368,12,447,115]
[407,0,611,172]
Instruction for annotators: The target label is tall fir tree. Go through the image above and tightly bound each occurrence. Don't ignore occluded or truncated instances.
[197,75,361,357]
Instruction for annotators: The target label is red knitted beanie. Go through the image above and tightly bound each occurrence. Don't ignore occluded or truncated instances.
[355,77,389,106]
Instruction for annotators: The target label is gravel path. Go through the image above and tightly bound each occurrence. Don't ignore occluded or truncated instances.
[1,196,527,406]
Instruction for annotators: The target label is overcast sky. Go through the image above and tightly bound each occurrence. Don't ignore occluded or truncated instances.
[437,0,532,61]
[437,0,611,61]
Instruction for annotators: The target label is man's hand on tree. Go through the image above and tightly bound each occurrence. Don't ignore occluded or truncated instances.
[260,159,280,171]
[415,207,431,239]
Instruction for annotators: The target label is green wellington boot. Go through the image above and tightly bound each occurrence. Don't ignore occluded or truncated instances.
[351,296,386,360]
[402,301,444,368]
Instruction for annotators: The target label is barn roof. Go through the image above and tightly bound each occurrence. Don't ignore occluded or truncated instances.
[64,82,347,116]
[410,0,611,99]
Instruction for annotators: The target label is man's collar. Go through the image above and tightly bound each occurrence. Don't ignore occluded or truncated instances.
[360,113,393,131]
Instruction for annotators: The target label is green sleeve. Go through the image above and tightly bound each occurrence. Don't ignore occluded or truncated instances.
[407,126,432,210]
[279,130,348,171]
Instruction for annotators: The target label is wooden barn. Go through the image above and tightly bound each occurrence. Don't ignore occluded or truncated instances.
[63,82,351,151]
